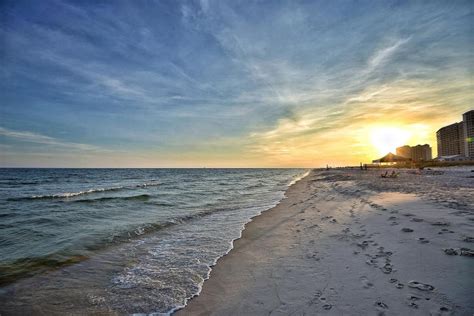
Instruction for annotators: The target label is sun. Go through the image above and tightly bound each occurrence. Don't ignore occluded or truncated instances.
[370,127,411,156]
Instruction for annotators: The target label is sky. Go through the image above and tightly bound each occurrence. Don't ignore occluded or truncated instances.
[0,0,473,167]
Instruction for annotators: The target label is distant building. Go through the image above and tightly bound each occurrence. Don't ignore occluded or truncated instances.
[436,110,474,159]
[396,144,432,162]
[412,144,432,162]
[436,122,465,157]
[463,110,474,158]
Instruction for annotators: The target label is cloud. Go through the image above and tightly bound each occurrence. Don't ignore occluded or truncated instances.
[0,127,101,151]
[367,37,410,72]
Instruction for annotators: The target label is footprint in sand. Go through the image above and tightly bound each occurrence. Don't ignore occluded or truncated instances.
[407,280,434,291]
[431,221,450,226]
[438,228,455,235]
[401,227,414,233]
[407,294,421,308]
[418,237,430,244]
[366,259,377,266]
[374,301,389,314]
[430,306,452,316]
[411,218,424,222]
[313,290,322,298]
[322,304,332,310]
[357,240,369,249]
[396,283,404,289]
[360,276,374,288]
[443,248,458,255]
[405,295,422,309]
[380,263,393,274]
[462,236,474,243]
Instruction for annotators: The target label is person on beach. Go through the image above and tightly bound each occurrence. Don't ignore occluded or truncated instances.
[381,170,398,178]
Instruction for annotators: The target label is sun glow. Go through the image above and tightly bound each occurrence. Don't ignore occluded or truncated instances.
[370,127,411,156]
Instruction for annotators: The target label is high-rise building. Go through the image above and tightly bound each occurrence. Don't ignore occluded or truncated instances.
[436,110,474,159]
[462,110,474,158]
[412,144,432,161]
[396,144,432,162]
[436,122,465,157]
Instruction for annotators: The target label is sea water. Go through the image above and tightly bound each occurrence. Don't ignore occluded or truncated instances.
[0,168,308,314]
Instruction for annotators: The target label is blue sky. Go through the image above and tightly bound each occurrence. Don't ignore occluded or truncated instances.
[1,0,472,167]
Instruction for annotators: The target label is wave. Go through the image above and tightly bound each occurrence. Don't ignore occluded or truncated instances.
[288,170,311,186]
[74,194,151,203]
[1,181,39,185]
[8,181,160,201]
[135,182,160,188]
[7,187,124,201]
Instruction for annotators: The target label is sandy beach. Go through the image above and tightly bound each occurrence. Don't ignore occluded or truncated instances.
[177,168,474,315]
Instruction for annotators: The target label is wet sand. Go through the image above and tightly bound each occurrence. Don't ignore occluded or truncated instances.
[177,168,474,315]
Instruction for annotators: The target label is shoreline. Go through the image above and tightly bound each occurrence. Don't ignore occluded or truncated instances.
[170,169,312,315]
[175,170,315,315]
[176,168,474,315]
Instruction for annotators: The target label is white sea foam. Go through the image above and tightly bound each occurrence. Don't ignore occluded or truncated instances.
[29,187,125,199]
[289,170,311,186]
[25,181,160,200]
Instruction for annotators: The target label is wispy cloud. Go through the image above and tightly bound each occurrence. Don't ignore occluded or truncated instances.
[0,127,101,151]
[367,37,410,73]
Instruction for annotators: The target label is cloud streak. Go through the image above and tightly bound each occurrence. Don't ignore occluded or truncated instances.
[0,127,101,151]
[367,37,410,73]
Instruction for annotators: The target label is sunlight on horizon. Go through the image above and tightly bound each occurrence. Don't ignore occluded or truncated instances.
[370,126,411,156]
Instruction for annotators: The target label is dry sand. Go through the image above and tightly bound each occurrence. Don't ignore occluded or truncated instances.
[176,168,474,315]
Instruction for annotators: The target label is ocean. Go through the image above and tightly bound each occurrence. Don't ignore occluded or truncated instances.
[0,168,308,314]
